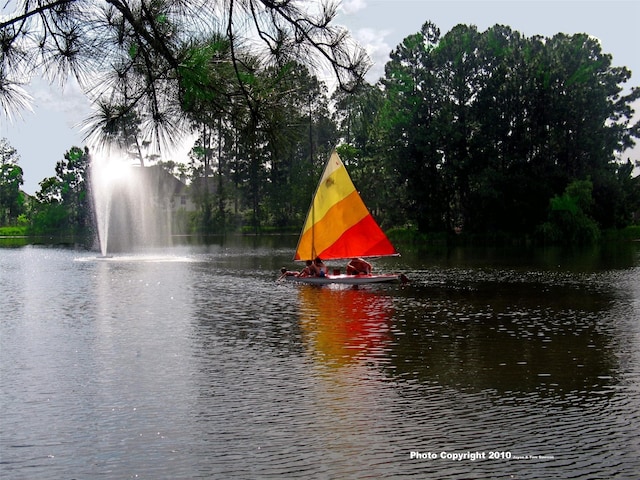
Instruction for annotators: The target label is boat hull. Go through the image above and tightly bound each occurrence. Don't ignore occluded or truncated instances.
[285,273,401,285]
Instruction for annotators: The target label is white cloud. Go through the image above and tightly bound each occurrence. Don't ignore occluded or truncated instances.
[30,77,91,126]
[340,0,367,15]
[352,27,393,82]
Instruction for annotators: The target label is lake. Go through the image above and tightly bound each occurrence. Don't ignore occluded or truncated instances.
[1,238,639,479]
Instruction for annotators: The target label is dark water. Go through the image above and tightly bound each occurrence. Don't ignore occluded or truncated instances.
[1,239,639,479]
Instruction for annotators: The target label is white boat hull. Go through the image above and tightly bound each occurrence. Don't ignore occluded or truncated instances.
[284,273,401,285]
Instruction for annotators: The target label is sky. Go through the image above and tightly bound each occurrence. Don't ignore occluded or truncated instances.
[1,0,639,194]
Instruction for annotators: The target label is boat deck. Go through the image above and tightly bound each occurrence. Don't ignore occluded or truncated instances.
[285,273,401,285]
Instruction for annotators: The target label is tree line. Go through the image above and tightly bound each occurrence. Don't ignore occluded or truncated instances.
[1,142,92,236]
[1,15,639,244]
[372,22,640,243]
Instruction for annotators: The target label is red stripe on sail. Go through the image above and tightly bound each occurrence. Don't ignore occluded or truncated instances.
[317,214,397,260]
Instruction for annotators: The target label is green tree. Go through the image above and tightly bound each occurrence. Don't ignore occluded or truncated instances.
[184,38,259,233]
[378,21,450,231]
[261,63,337,228]
[378,22,639,241]
[537,179,600,244]
[33,146,91,234]
[332,83,391,224]
[332,82,384,156]
[0,137,24,225]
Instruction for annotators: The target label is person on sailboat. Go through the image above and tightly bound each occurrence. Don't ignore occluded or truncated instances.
[346,257,372,275]
[278,260,314,280]
[278,267,300,280]
[312,257,327,277]
[299,260,314,277]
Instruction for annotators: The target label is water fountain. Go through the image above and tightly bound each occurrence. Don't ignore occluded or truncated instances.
[90,151,176,256]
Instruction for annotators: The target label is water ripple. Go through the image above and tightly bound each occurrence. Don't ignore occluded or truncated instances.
[1,245,640,479]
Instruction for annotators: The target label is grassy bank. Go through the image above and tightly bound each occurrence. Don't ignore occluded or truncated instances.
[0,225,29,237]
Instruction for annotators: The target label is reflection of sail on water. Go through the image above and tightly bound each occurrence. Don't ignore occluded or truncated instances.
[298,286,398,479]
[298,286,394,366]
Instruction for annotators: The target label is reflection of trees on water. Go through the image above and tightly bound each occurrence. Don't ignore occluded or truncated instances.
[387,279,621,396]
[298,286,395,368]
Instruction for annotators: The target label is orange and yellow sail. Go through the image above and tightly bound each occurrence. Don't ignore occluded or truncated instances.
[294,150,398,261]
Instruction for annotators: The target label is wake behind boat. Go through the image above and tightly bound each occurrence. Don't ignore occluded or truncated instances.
[282,149,404,285]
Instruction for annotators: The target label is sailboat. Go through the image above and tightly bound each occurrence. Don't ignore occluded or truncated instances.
[286,149,402,285]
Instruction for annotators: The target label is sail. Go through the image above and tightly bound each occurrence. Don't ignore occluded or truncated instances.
[294,150,398,261]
